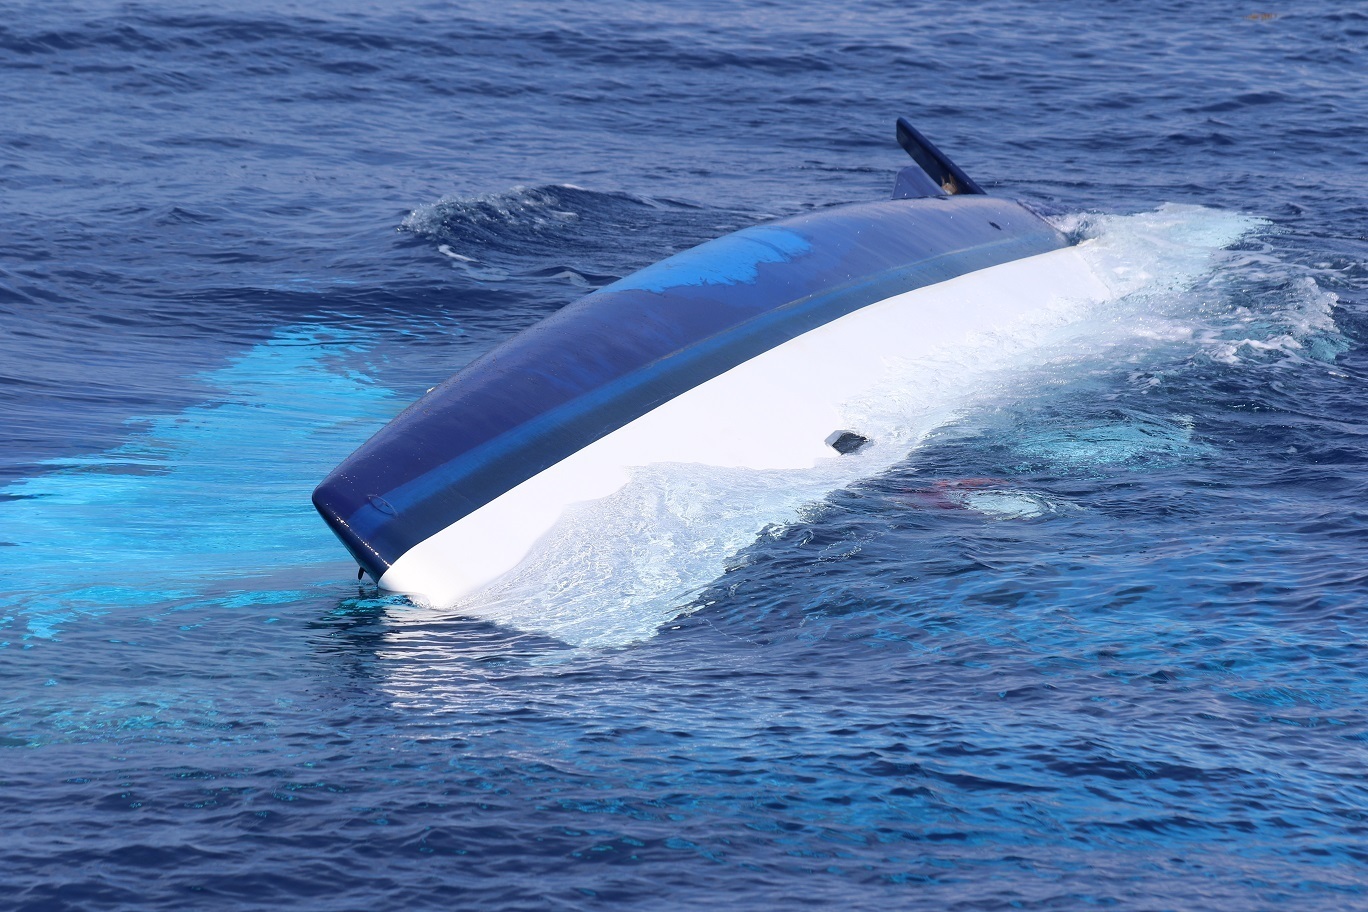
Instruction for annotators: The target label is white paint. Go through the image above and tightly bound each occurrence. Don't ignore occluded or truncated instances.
[379,244,1113,606]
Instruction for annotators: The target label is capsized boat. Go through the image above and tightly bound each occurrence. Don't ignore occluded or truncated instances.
[313,119,1112,603]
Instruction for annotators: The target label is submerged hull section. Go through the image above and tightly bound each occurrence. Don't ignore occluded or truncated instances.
[314,192,1103,605]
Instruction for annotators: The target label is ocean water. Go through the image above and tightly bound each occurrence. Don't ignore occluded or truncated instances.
[2,1,1366,909]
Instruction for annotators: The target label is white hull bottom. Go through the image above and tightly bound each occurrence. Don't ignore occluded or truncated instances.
[379,244,1114,607]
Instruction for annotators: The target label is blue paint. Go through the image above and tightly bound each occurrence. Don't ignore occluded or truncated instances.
[1,2,1366,910]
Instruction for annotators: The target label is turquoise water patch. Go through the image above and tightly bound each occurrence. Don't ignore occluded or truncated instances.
[1012,414,1208,473]
[0,327,397,639]
[607,225,811,294]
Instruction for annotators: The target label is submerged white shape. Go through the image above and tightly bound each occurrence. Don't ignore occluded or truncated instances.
[958,490,1061,520]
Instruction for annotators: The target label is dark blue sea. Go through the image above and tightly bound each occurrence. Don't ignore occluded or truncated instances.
[3,1,1367,909]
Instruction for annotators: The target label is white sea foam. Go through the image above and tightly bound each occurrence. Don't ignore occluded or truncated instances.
[401,185,582,241]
